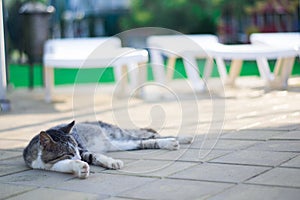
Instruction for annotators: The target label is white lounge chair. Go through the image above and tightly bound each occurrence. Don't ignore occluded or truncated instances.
[206,43,298,88]
[250,32,300,51]
[148,34,298,90]
[147,34,219,91]
[43,37,148,102]
[250,32,300,88]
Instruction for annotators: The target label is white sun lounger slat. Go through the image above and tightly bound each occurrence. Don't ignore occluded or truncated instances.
[147,34,298,90]
[206,43,298,88]
[147,34,219,91]
[249,32,300,88]
[250,32,300,54]
[43,37,148,102]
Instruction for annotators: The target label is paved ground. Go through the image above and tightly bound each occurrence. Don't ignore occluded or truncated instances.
[0,77,300,200]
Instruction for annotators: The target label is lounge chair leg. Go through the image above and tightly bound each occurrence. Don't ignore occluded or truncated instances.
[228,59,243,86]
[149,49,166,85]
[128,62,139,90]
[274,58,283,76]
[166,56,176,81]
[280,57,295,89]
[127,62,146,97]
[114,64,128,97]
[44,67,54,103]
[182,54,205,91]
[215,57,228,84]
[136,62,147,98]
[203,57,214,80]
[256,57,273,81]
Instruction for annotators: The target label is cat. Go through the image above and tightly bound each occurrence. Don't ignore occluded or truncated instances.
[23,120,193,179]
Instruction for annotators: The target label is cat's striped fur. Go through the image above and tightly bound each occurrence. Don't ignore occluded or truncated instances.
[23,121,193,179]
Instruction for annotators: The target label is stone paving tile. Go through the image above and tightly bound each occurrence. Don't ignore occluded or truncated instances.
[196,123,226,134]
[189,139,259,151]
[1,79,300,199]
[179,134,221,144]
[104,160,196,177]
[0,165,29,177]
[210,150,298,167]
[281,155,300,168]
[104,197,133,200]
[222,118,269,131]
[270,130,300,140]
[106,149,165,160]
[0,140,28,151]
[89,166,106,175]
[144,148,232,162]
[170,163,269,183]
[0,156,29,177]
[0,170,73,187]
[54,173,156,196]
[108,147,232,163]
[246,167,300,187]
[0,183,36,200]
[207,184,300,200]
[119,178,233,200]
[221,130,283,141]
[197,149,234,162]
[0,128,39,141]
[6,188,103,200]
[0,150,22,160]
[246,141,300,152]
[89,159,136,174]
[256,123,300,131]
[0,148,24,153]
[0,156,26,165]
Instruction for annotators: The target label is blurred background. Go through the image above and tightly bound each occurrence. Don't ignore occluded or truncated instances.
[2,0,300,88]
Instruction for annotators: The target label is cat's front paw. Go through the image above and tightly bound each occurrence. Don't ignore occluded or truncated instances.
[158,138,180,150]
[106,158,124,170]
[72,160,90,179]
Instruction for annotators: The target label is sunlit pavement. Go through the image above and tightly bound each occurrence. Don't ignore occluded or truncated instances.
[1,76,300,200]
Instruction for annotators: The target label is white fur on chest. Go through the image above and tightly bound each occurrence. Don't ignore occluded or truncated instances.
[31,150,46,169]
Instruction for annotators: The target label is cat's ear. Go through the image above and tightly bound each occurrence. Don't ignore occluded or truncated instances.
[39,131,54,147]
[59,120,75,134]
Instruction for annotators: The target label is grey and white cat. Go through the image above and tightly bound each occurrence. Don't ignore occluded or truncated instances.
[23,121,193,179]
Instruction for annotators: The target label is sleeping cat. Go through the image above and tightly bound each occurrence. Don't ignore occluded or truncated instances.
[23,121,193,179]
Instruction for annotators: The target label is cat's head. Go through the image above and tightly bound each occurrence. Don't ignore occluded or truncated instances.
[39,121,81,163]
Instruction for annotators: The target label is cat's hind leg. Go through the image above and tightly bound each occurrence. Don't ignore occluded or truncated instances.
[124,128,194,144]
[108,138,180,152]
[81,152,123,170]
[122,128,160,140]
[140,138,180,150]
